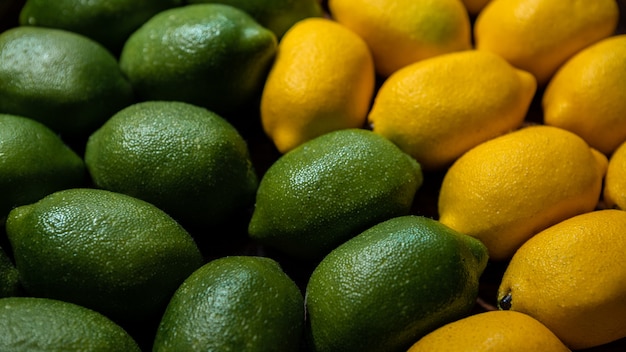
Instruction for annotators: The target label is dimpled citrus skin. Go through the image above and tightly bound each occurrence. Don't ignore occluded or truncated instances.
[474,0,619,85]
[406,310,570,352]
[543,34,626,155]
[498,209,626,350]
[0,297,141,351]
[604,141,626,210]
[368,50,536,170]
[248,129,423,260]
[438,125,607,261]
[260,17,375,153]
[328,0,471,77]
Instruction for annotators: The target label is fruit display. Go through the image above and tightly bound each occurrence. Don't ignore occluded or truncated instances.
[2,0,626,351]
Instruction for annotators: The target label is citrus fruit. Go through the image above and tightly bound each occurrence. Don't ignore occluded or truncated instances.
[368,50,536,170]
[605,141,626,210]
[5,188,204,325]
[248,128,423,260]
[18,0,183,55]
[406,310,570,351]
[84,101,258,230]
[0,297,141,351]
[474,0,619,85]
[0,113,86,226]
[187,0,323,39]
[119,4,277,117]
[0,26,134,142]
[498,209,626,350]
[543,34,626,155]
[305,215,489,352]
[260,17,375,153]
[0,246,19,298]
[438,125,607,261]
[460,0,492,15]
[328,0,472,77]
[153,256,304,351]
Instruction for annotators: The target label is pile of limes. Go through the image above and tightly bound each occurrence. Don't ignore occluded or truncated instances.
[1,0,626,351]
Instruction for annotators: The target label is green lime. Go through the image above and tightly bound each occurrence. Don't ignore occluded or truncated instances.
[305,215,489,352]
[248,128,423,260]
[6,188,204,325]
[0,246,19,298]
[84,101,258,230]
[0,113,85,226]
[0,297,141,351]
[119,4,277,117]
[0,27,134,143]
[153,255,304,351]
[188,0,323,38]
[19,0,183,55]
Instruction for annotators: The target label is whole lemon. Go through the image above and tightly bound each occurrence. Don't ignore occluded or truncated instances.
[604,141,626,210]
[153,256,304,352]
[438,125,607,261]
[119,4,277,117]
[85,101,258,230]
[6,188,204,326]
[368,50,536,170]
[248,128,423,261]
[474,0,619,85]
[260,17,375,153]
[0,297,141,351]
[305,215,488,352]
[406,310,570,352]
[498,209,626,350]
[543,34,626,155]
[328,0,472,77]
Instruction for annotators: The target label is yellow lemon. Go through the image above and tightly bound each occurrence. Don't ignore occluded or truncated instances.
[328,0,471,77]
[604,141,626,210]
[407,310,570,352]
[474,0,619,85]
[438,125,607,261]
[368,50,536,171]
[260,17,375,153]
[543,34,626,155]
[498,209,626,350]
[460,0,492,15]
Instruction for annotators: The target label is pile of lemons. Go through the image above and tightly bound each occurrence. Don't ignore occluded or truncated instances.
[1,0,626,351]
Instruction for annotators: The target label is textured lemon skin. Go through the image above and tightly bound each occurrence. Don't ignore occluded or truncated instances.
[407,310,570,352]
[328,0,471,77]
[604,141,626,210]
[498,209,626,350]
[368,50,536,170]
[260,17,375,154]
[438,125,607,261]
[474,0,619,85]
[543,34,626,155]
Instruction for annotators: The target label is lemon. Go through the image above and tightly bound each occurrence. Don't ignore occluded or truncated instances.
[84,101,258,230]
[604,141,626,210]
[260,17,375,153]
[328,0,471,77]
[438,125,607,261]
[406,310,570,351]
[498,209,626,349]
[474,0,619,85]
[248,128,423,260]
[0,27,134,143]
[19,0,183,55]
[460,0,492,15]
[187,0,323,39]
[6,188,204,326]
[543,34,626,155]
[368,50,536,171]
[0,113,86,226]
[0,297,141,351]
[119,4,277,118]
[153,256,304,351]
[305,215,488,352]
[0,246,19,298]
